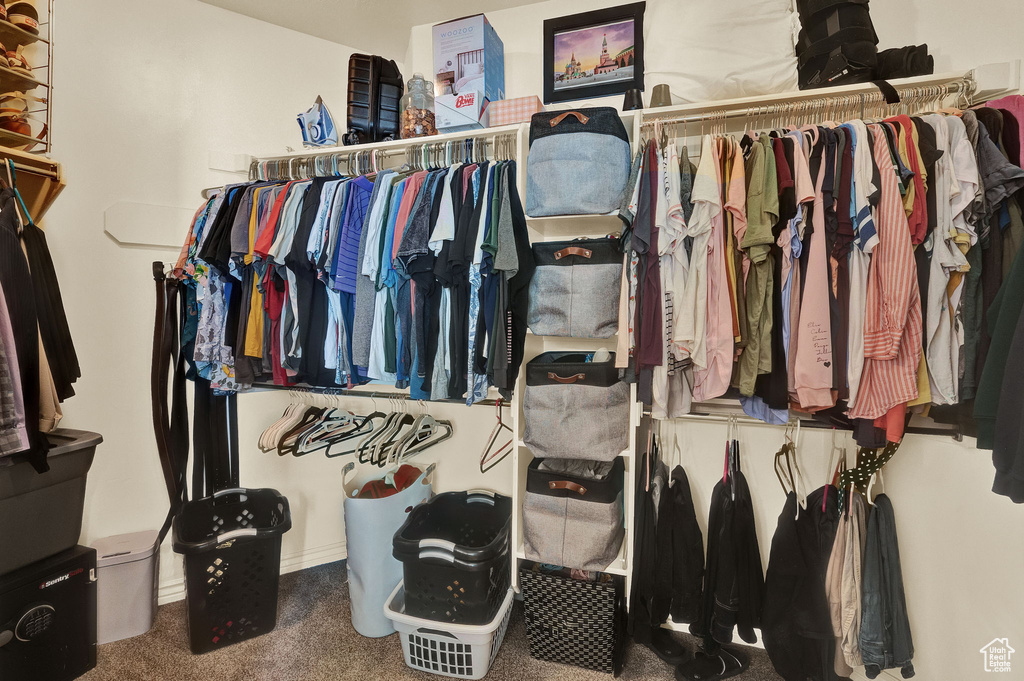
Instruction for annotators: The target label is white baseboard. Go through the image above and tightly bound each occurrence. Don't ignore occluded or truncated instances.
[157,541,347,606]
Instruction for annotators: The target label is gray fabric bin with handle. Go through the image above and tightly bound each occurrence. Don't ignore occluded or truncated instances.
[528,237,622,338]
[523,351,629,461]
[522,457,625,571]
[526,107,631,217]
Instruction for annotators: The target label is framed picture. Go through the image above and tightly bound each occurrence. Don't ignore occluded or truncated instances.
[543,2,645,105]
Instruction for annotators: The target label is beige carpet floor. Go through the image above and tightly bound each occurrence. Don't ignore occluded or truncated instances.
[80,561,784,681]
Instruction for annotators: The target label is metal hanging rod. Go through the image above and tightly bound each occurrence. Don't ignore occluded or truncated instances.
[249,131,519,182]
[639,74,977,132]
[249,382,509,407]
[654,404,962,441]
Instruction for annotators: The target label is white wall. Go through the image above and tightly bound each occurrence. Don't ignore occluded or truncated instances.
[408,2,1024,680]
[44,0,509,604]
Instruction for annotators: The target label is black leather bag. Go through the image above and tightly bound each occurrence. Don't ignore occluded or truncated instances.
[345,54,403,145]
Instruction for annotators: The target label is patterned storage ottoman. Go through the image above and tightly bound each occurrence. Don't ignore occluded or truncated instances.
[518,565,625,675]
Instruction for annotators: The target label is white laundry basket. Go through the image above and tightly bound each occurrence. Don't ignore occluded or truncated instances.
[383,582,514,680]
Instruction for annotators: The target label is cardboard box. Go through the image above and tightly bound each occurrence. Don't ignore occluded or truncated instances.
[487,96,544,127]
[433,14,505,106]
[435,89,490,133]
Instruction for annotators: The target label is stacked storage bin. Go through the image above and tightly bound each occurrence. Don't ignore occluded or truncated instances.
[384,491,514,679]
[519,222,633,674]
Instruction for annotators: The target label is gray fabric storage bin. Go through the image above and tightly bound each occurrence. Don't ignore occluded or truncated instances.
[526,107,631,217]
[523,352,629,461]
[93,530,159,644]
[528,238,622,338]
[0,429,101,575]
[522,458,625,571]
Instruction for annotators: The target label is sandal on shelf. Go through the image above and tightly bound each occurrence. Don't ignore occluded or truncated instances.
[0,2,7,23]
[0,90,36,115]
[675,646,749,681]
[6,1,38,35]
[5,45,29,76]
[644,627,692,666]
[0,42,8,69]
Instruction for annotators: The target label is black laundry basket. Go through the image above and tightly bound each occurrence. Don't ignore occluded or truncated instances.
[393,491,511,625]
[172,488,291,654]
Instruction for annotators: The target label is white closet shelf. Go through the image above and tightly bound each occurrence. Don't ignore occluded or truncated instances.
[515,441,631,461]
[514,540,631,577]
[251,123,525,162]
[637,62,1019,125]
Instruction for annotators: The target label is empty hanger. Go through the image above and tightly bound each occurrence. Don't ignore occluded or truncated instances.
[480,399,513,473]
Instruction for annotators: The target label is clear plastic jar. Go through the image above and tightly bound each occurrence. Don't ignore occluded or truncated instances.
[400,73,437,139]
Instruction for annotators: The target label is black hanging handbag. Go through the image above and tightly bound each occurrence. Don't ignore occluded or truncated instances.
[344,54,403,145]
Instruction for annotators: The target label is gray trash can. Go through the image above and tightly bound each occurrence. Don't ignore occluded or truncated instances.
[0,429,102,575]
[93,530,160,644]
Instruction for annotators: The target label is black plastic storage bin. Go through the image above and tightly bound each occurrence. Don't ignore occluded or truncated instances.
[0,428,102,575]
[393,491,511,625]
[172,488,291,654]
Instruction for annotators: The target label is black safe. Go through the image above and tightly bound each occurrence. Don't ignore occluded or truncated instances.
[0,546,97,681]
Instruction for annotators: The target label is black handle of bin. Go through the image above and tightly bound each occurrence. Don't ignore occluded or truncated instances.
[171,488,292,554]
[392,491,512,565]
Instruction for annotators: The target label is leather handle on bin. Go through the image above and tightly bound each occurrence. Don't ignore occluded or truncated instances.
[554,246,593,260]
[549,111,590,127]
[547,372,585,384]
[549,481,588,495]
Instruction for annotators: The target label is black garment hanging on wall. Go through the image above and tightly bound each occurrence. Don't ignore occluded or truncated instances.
[22,221,80,401]
[690,453,764,648]
[0,188,48,471]
[762,486,842,681]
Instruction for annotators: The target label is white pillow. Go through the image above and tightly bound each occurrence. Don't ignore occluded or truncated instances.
[644,0,800,104]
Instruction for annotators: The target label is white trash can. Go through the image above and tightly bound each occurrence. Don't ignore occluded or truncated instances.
[92,530,159,644]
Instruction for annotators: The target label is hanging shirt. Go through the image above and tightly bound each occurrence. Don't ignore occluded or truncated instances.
[691,136,734,401]
[793,127,836,411]
[844,120,877,411]
[849,125,923,428]
[676,135,717,372]
[923,114,967,405]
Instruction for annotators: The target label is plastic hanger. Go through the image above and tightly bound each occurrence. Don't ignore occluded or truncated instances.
[323,397,387,459]
[480,399,513,473]
[392,415,454,464]
[372,400,416,466]
[276,406,326,456]
[866,465,884,505]
[823,428,846,511]
[295,408,359,456]
[260,403,301,452]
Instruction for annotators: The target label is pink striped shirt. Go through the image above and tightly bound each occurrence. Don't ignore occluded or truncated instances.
[848,125,922,420]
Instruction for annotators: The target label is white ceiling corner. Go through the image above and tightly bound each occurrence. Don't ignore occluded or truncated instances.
[198,0,547,58]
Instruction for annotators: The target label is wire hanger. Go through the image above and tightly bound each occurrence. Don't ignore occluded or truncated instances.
[480,399,513,473]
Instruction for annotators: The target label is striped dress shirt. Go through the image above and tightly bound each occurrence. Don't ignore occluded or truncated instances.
[849,124,923,420]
